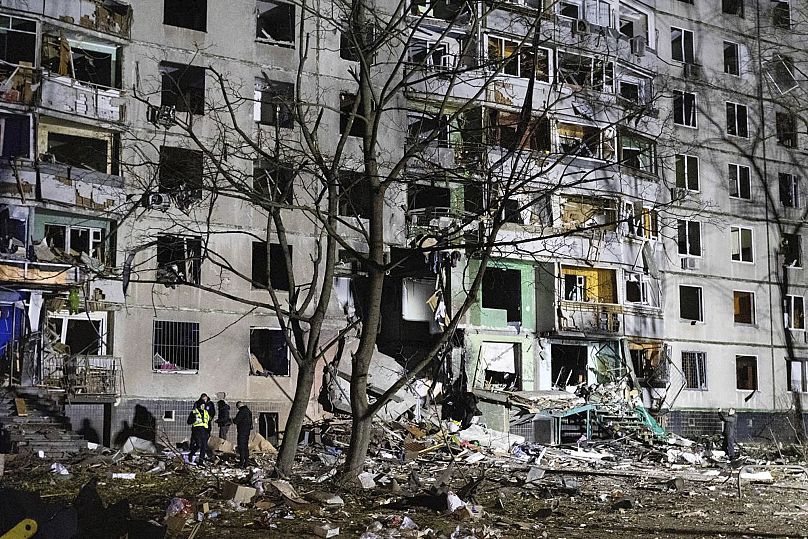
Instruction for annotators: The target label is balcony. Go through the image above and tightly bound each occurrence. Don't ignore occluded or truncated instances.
[0,63,38,106]
[41,354,120,397]
[39,72,126,123]
[406,206,479,242]
[0,259,84,287]
[558,300,623,334]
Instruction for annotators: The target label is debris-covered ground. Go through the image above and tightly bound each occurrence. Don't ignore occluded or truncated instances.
[3,415,808,538]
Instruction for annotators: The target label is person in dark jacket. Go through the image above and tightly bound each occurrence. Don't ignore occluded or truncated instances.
[216,393,232,440]
[719,408,738,460]
[187,402,210,466]
[233,401,253,468]
[194,393,216,434]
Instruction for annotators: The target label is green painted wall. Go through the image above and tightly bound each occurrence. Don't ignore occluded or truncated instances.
[466,332,536,391]
[468,258,536,330]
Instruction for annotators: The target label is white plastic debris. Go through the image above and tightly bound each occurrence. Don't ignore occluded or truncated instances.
[358,471,376,489]
[50,463,69,475]
[446,491,464,513]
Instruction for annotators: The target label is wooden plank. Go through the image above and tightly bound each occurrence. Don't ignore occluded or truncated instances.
[14,398,27,417]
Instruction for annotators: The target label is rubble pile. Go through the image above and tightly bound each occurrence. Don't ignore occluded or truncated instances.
[2,402,808,537]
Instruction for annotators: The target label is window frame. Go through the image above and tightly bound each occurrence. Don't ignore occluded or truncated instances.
[785,294,805,330]
[249,327,291,377]
[679,285,704,322]
[677,219,702,257]
[722,0,744,17]
[672,90,698,128]
[735,355,758,390]
[728,163,752,200]
[733,290,756,324]
[726,101,749,138]
[779,172,800,208]
[675,153,700,191]
[782,233,802,268]
[156,234,203,285]
[152,319,200,373]
[723,40,740,76]
[788,358,808,392]
[670,26,694,64]
[254,79,295,128]
[682,350,707,390]
[730,226,754,263]
[487,35,551,82]
[776,111,798,148]
[159,61,206,116]
[256,0,296,46]
[163,0,207,32]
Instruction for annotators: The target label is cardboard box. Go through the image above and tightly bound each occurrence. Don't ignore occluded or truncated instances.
[222,481,256,504]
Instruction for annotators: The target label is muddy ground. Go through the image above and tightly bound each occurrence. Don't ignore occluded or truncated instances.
[3,448,808,538]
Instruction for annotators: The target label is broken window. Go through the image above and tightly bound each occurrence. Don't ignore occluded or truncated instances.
[630,344,667,384]
[47,132,109,173]
[160,62,205,115]
[341,23,375,63]
[42,37,120,88]
[772,1,790,29]
[488,36,550,82]
[670,27,694,64]
[559,0,580,18]
[249,328,289,376]
[675,154,699,191]
[407,184,451,210]
[679,285,703,321]
[782,233,802,267]
[48,314,105,356]
[624,203,659,240]
[557,123,613,160]
[767,54,798,94]
[338,170,372,219]
[44,224,105,261]
[618,73,652,105]
[157,235,202,285]
[482,267,522,323]
[734,291,755,324]
[254,79,294,128]
[560,195,618,231]
[256,0,295,45]
[776,112,798,148]
[251,242,292,291]
[731,226,754,262]
[159,146,203,194]
[673,91,697,127]
[625,272,651,305]
[618,130,656,174]
[253,160,294,204]
[0,206,27,256]
[0,15,36,66]
[723,41,740,75]
[402,278,437,322]
[779,173,799,208]
[407,112,459,148]
[788,359,808,392]
[785,295,805,329]
[619,5,649,42]
[340,93,366,138]
[677,220,701,256]
[722,0,744,16]
[557,52,613,91]
[562,266,617,303]
[164,0,207,31]
[153,320,199,372]
[0,113,31,158]
[735,355,757,390]
[487,110,551,153]
[726,102,749,138]
[682,351,706,389]
[478,342,521,391]
[552,344,589,386]
[729,163,751,199]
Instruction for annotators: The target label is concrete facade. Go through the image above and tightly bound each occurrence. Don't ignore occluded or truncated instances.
[1,0,807,447]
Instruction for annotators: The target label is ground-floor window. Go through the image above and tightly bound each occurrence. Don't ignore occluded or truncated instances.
[682,351,706,389]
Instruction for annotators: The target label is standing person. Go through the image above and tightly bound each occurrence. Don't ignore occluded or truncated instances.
[216,393,232,440]
[233,401,253,468]
[194,393,216,435]
[718,408,738,460]
[187,401,210,466]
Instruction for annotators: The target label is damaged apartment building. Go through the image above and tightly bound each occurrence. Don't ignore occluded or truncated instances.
[0,0,807,452]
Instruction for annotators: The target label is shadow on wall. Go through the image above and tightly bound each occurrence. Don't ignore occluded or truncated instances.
[112,404,157,446]
[76,418,100,444]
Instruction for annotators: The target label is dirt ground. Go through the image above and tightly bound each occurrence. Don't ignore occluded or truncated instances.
[4,449,808,539]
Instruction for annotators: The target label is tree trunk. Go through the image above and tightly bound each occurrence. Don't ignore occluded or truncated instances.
[343,390,372,476]
[276,358,316,476]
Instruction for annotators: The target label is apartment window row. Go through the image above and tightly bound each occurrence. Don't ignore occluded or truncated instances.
[681,352,758,392]
[152,319,290,376]
[680,285,806,330]
[678,221,801,267]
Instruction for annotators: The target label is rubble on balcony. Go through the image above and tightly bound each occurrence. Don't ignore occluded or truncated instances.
[0,62,37,105]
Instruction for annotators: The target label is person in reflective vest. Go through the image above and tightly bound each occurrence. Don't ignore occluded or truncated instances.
[188,402,210,466]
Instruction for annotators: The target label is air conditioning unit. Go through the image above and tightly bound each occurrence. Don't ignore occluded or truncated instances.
[670,187,688,201]
[630,36,646,57]
[680,257,700,270]
[574,19,590,34]
[147,104,177,127]
[142,192,170,210]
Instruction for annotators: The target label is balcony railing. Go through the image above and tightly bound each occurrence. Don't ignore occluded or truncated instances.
[559,300,623,333]
[406,206,479,242]
[41,354,119,396]
[39,72,125,122]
